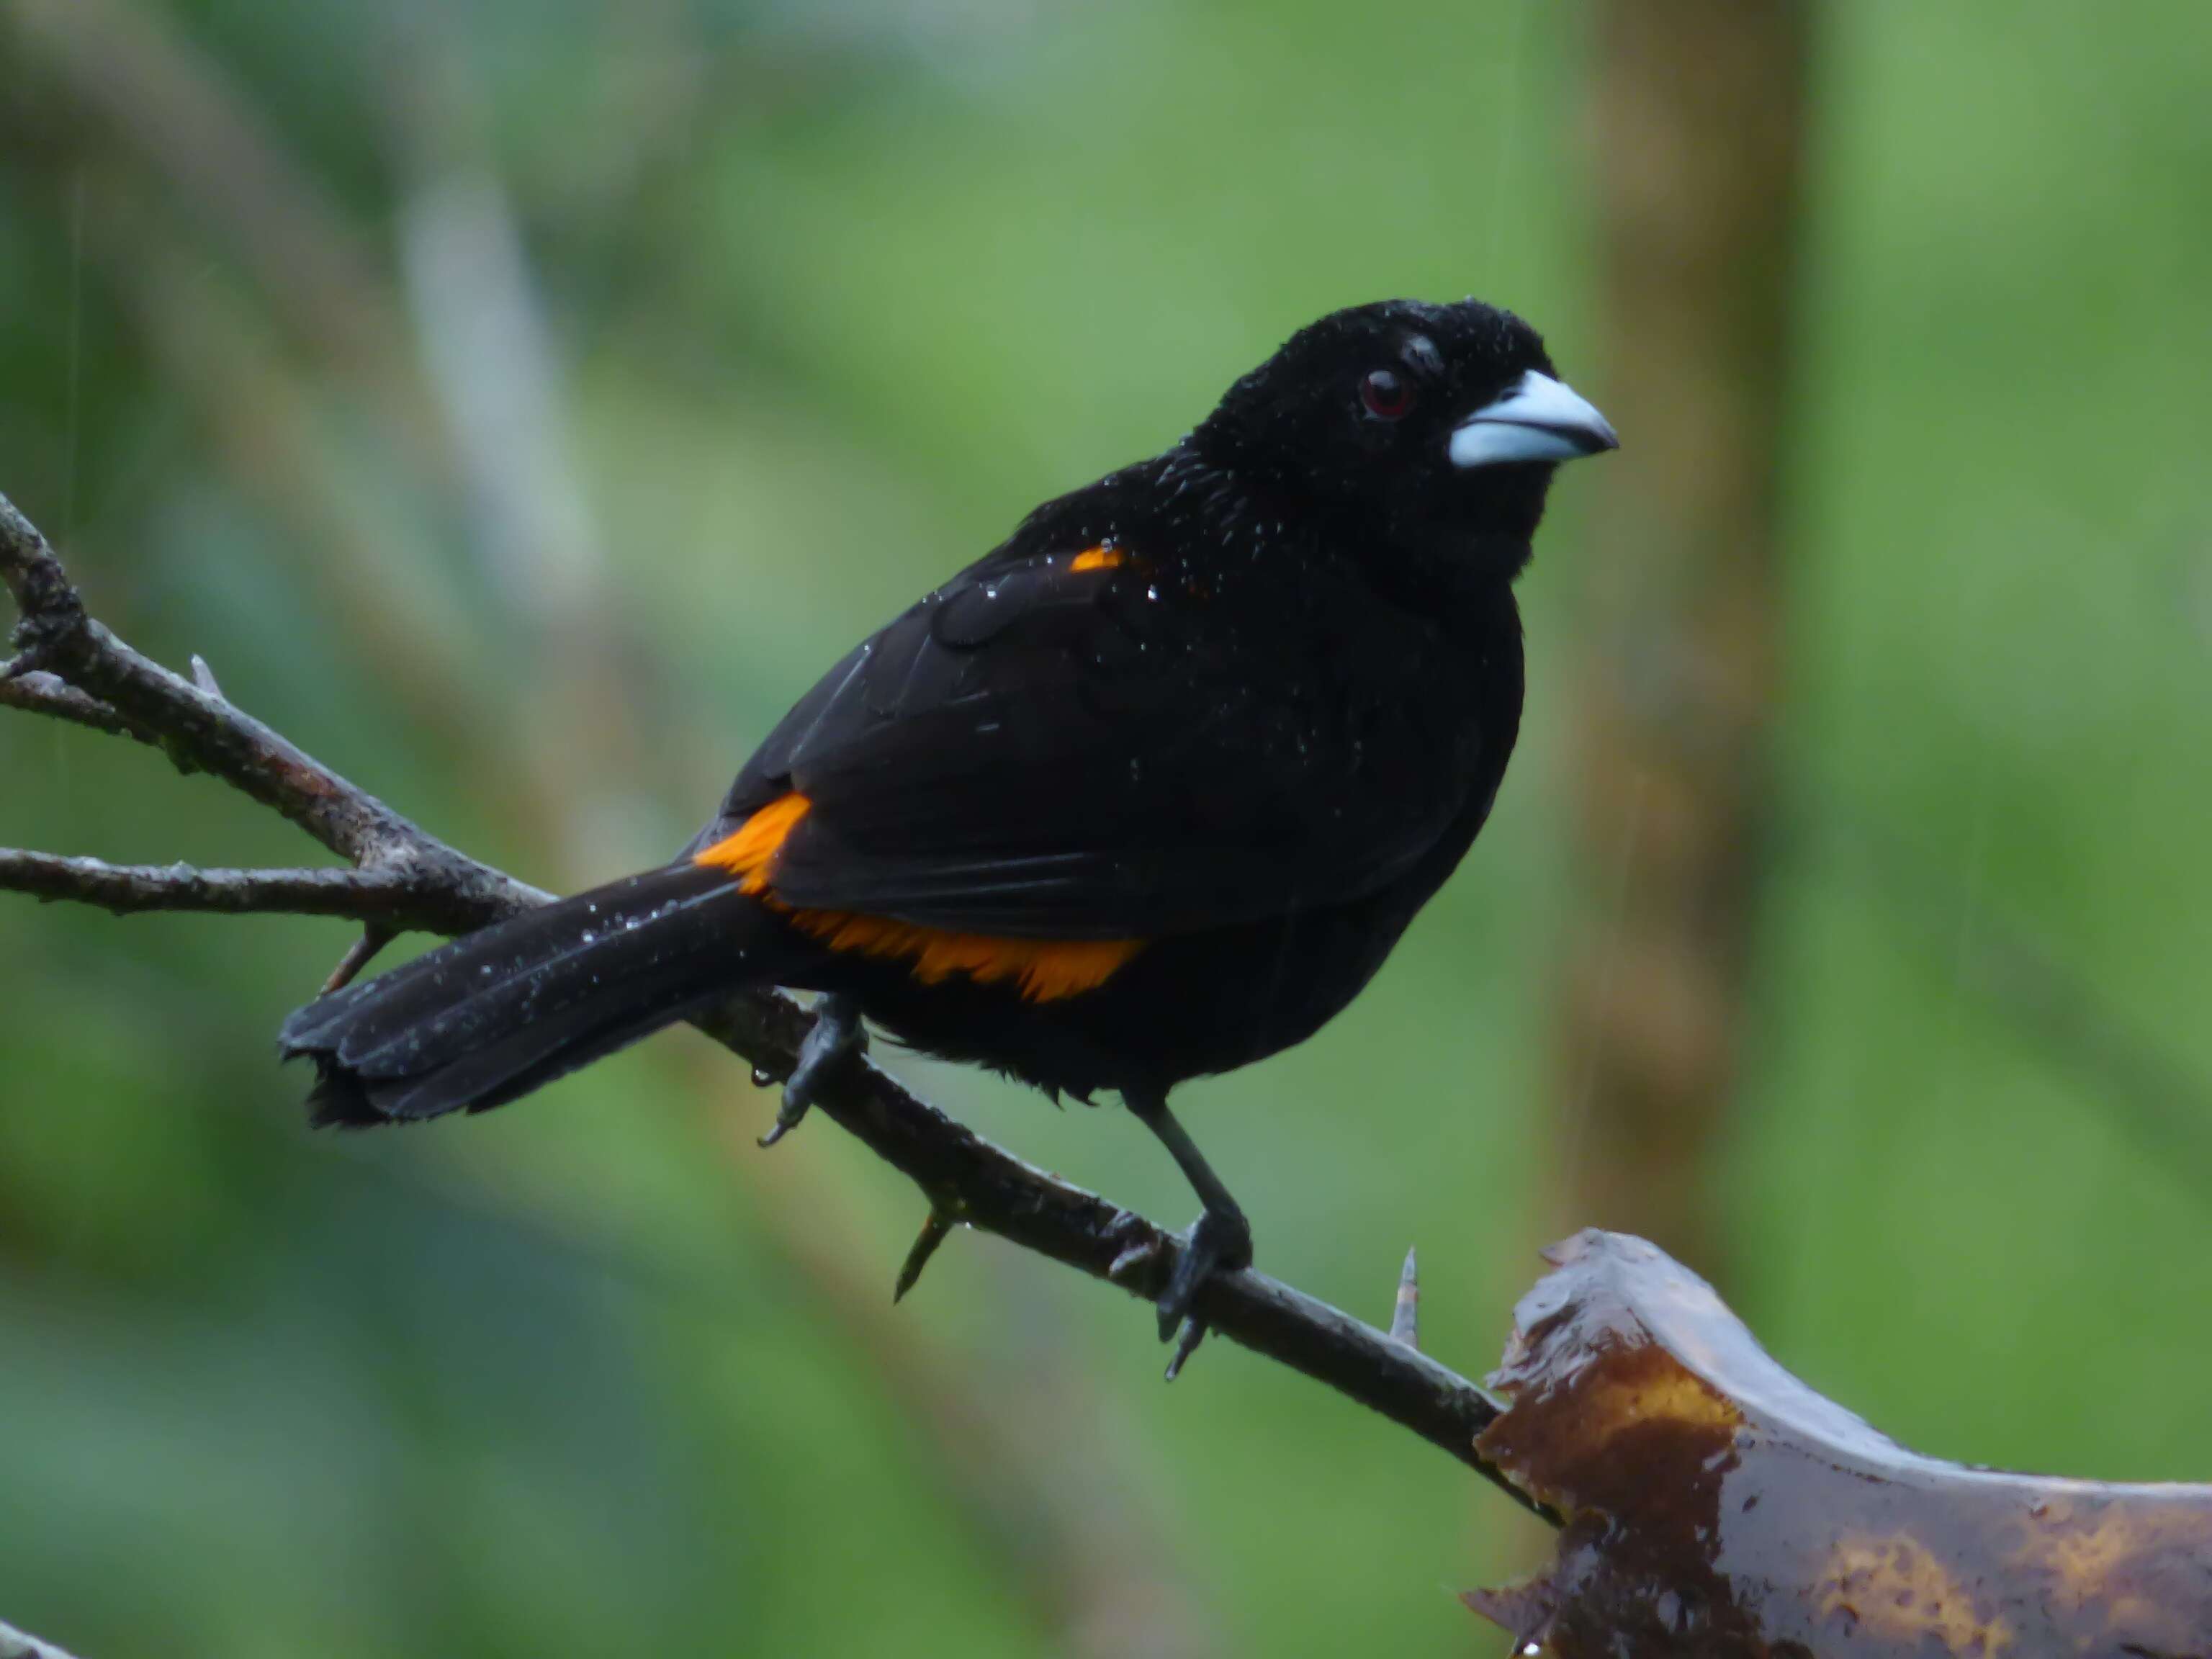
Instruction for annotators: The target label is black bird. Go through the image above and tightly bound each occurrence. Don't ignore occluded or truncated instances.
[281,297,1616,1360]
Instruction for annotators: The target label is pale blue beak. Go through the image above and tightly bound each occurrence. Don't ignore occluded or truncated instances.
[1447,371,1619,469]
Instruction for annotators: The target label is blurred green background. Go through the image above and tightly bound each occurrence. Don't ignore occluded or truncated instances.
[1,1,2208,1654]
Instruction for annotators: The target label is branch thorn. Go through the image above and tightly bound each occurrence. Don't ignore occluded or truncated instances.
[893,1204,958,1303]
[322,925,395,994]
[190,653,225,701]
[1389,1246,1420,1349]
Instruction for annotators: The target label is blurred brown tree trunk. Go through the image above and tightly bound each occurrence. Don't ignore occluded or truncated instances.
[1554,1,1812,1272]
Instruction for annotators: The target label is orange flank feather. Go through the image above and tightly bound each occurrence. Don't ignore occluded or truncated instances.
[781,912,1143,1002]
[1068,545,1128,572]
[693,793,1143,1002]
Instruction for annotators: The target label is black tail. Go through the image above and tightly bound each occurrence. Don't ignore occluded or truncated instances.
[279,864,788,1128]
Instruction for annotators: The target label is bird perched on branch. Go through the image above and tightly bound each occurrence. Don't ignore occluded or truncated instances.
[282,297,1615,1365]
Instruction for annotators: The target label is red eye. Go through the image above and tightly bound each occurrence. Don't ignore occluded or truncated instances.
[1360,368,1414,421]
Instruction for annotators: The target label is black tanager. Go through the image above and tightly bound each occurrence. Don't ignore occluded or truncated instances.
[282,297,1616,1358]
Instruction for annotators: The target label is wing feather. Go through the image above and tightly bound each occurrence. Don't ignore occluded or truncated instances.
[703,543,1476,939]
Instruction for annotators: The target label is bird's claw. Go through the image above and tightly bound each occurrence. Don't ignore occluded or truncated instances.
[761,994,865,1148]
[1156,1205,1252,1377]
[1100,1210,1164,1285]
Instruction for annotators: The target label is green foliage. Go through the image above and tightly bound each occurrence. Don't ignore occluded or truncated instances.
[1,1,2206,1653]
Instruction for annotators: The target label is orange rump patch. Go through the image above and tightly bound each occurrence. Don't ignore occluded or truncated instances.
[1068,545,1127,572]
[693,792,1143,1002]
[694,791,814,893]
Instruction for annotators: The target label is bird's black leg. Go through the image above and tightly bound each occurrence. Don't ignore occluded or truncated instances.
[1125,1089,1253,1373]
[760,992,865,1148]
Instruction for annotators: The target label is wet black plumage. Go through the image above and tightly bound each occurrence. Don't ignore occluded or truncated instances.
[281,297,1616,1347]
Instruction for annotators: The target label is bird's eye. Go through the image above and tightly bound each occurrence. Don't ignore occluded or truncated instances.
[1360,368,1414,421]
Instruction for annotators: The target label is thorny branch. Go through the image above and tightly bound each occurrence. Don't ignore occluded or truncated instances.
[0,490,1536,1513]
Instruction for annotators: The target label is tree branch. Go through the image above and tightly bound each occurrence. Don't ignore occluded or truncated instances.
[0,667,168,747]
[0,495,540,931]
[0,851,431,921]
[0,488,1537,1515]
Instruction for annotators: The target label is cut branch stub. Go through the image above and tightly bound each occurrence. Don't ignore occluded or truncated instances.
[1465,1230,2212,1657]
[0,1614,81,1659]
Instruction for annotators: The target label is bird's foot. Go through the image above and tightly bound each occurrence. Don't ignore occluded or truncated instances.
[760,993,865,1148]
[1156,1203,1253,1380]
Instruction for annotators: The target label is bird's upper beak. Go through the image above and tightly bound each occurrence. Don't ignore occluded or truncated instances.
[1447,371,1619,469]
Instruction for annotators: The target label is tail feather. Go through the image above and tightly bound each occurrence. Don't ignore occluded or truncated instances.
[301,872,746,1078]
[283,863,788,1127]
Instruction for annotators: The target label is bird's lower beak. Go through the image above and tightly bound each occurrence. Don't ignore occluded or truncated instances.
[1448,371,1619,469]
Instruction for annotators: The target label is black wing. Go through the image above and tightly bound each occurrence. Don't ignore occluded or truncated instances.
[701,541,1483,940]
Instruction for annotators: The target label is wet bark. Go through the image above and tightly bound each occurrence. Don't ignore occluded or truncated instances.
[1468,1231,2212,1656]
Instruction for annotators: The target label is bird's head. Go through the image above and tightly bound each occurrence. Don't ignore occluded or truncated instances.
[1192,298,1615,580]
